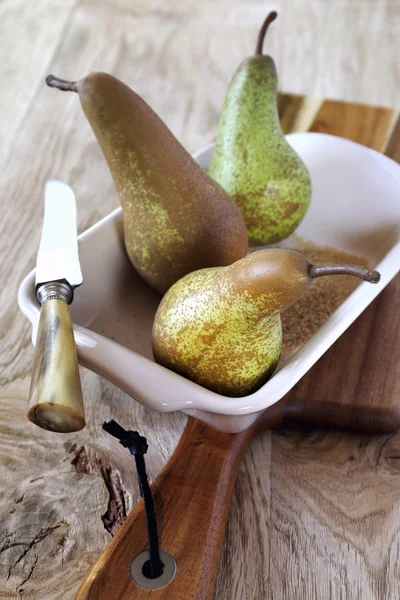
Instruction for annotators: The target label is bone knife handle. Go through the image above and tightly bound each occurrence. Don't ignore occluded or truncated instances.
[27,281,85,433]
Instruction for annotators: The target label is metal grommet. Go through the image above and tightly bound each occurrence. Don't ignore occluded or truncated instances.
[130,550,176,589]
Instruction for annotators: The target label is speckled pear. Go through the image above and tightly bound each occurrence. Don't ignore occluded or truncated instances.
[46,73,248,294]
[152,249,380,397]
[208,12,312,245]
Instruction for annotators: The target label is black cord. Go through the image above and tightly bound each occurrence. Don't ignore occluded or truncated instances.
[102,419,164,579]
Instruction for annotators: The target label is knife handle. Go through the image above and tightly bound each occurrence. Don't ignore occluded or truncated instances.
[27,282,85,433]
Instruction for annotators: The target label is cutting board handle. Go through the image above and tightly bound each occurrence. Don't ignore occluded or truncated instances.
[75,417,255,600]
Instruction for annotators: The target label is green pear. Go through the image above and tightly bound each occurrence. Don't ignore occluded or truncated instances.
[153,249,380,397]
[208,12,312,245]
[46,73,248,295]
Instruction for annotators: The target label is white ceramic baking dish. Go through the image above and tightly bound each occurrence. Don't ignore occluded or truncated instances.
[18,132,400,433]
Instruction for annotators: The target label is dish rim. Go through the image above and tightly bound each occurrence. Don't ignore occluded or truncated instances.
[18,132,400,417]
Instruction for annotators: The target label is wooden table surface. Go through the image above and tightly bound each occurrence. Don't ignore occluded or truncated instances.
[1,2,400,599]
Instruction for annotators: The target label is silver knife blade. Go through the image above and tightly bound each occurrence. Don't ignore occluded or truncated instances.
[35,180,83,289]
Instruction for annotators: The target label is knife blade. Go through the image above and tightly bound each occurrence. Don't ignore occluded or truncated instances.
[27,181,85,433]
[35,180,83,290]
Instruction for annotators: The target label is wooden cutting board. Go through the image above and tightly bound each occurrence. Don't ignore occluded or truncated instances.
[277,95,400,433]
[75,97,400,599]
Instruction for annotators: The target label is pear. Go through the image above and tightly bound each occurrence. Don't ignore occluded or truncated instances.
[152,249,380,397]
[46,73,248,294]
[208,12,312,246]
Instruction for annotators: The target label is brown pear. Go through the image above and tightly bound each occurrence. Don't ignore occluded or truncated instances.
[153,249,380,396]
[46,72,248,294]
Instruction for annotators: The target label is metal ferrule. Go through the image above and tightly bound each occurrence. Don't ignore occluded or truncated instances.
[36,281,73,305]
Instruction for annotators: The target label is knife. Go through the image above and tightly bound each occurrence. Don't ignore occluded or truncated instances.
[27,180,85,433]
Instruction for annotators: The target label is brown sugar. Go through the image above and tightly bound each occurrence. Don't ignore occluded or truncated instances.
[280,237,370,360]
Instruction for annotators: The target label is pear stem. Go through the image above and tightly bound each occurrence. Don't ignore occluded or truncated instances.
[46,74,78,92]
[255,11,278,55]
[309,264,381,283]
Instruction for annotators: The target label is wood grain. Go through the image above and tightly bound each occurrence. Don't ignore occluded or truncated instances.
[385,115,400,164]
[1,1,400,599]
[269,429,400,600]
[309,99,397,150]
[278,94,323,136]
[0,0,77,171]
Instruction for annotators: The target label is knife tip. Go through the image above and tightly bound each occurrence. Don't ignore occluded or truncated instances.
[45,180,75,203]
